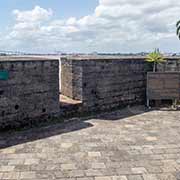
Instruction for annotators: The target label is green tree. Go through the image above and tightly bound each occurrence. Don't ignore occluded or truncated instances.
[146,49,165,72]
[176,20,180,39]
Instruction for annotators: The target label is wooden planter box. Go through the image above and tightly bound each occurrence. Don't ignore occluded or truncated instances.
[147,72,180,107]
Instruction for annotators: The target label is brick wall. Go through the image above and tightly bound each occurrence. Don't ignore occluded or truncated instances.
[61,57,147,111]
[157,58,180,71]
[0,58,59,129]
[61,58,83,101]
[82,58,147,111]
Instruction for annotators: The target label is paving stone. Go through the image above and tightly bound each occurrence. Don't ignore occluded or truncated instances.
[57,178,75,180]
[1,148,16,154]
[112,176,128,180]
[61,163,77,170]
[45,164,60,170]
[106,162,121,169]
[131,167,147,174]
[0,160,8,166]
[54,171,64,178]
[24,158,39,165]
[146,166,163,173]
[116,168,132,175]
[139,149,153,155]
[142,174,158,180]
[156,173,177,180]
[86,169,103,176]
[64,170,85,178]
[161,164,177,173]
[164,148,180,154]
[88,152,101,157]
[2,172,20,179]
[149,160,163,166]
[127,175,143,180]
[0,173,3,179]
[175,172,180,180]
[152,149,165,154]
[36,171,55,179]
[0,166,15,172]
[145,137,158,142]
[8,159,24,165]
[61,143,73,148]
[77,177,94,180]
[95,177,112,180]
[92,163,106,169]
[14,165,31,171]
[0,109,180,179]
[20,171,36,179]
[163,153,178,159]
[150,154,164,160]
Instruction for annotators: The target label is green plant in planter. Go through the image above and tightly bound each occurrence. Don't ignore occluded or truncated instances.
[146,49,165,72]
[176,20,180,39]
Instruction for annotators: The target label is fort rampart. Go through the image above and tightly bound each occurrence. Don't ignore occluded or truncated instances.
[0,56,180,129]
[0,57,59,129]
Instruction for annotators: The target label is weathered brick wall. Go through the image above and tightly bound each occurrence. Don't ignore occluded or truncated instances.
[61,59,73,98]
[61,57,147,111]
[147,72,180,100]
[61,56,180,112]
[0,58,59,129]
[81,58,147,111]
[61,58,82,101]
[157,58,180,71]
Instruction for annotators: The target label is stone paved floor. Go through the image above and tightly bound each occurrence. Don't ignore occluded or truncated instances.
[0,107,180,180]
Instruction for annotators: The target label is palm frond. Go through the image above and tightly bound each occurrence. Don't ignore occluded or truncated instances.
[176,26,180,36]
[145,51,165,64]
[176,20,180,39]
[176,20,180,27]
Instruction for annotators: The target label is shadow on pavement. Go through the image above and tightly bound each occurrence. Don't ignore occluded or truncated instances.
[0,120,93,149]
[1,105,169,149]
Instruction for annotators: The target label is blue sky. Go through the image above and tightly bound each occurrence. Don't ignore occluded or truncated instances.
[0,0,180,53]
[0,0,98,28]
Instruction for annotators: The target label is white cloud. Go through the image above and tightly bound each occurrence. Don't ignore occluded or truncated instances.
[66,17,77,25]
[1,0,180,53]
[13,6,53,22]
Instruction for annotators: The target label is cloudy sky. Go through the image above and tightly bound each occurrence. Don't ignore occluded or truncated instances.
[0,0,180,53]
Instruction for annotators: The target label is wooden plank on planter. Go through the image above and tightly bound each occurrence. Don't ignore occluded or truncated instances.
[147,72,180,101]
